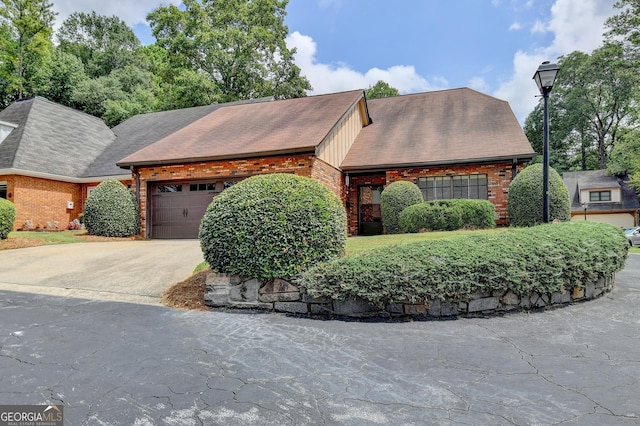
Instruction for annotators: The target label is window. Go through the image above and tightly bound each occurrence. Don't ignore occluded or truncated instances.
[418,175,488,201]
[157,185,182,193]
[223,181,238,190]
[0,183,6,199]
[190,183,217,192]
[589,190,611,202]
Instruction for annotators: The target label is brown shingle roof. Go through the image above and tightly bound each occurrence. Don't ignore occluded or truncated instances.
[118,90,365,167]
[341,88,535,170]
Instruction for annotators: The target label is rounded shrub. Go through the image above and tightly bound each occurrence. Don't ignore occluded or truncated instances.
[199,173,347,281]
[83,179,140,237]
[456,199,496,229]
[399,201,463,232]
[380,180,424,234]
[508,163,570,227]
[0,198,16,240]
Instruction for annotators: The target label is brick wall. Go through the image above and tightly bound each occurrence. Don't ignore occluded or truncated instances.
[2,175,83,231]
[345,162,523,235]
[310,157,344,199]
[133,154,316,237]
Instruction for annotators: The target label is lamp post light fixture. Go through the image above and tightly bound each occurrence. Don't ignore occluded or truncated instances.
[582,202,588,221]
[533,61,560,223]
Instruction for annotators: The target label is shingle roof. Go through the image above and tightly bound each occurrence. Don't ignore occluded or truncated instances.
[563,169,640,212]
[117,90,365,167]
[0,97,115,178]
[84,104,226,177]
[341,88,535,170]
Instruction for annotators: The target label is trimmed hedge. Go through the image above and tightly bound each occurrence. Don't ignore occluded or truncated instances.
[380,181,424,234]
[508,163,570,227]
[83,179,140,237]
[0,198,16,240]
[199,174,347,282]
[300,222,628,308]
[399,199,495,233]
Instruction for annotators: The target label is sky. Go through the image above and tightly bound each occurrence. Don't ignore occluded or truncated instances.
[50,0,619,124]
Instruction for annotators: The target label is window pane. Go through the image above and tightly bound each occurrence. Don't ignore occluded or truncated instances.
[452,176,467,199]
[157,185,182,193]
[224,181,237,190]
[0,183,6,199]
[601,191,611,201]
[418,178,428,200]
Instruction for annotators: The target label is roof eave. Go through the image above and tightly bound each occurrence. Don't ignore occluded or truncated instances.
[341,153,536,172]
[117,147,317,169]
[0,168,131,183]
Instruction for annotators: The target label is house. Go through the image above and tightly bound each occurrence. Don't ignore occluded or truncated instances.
[1,88,536,238]
[563,169,639,228]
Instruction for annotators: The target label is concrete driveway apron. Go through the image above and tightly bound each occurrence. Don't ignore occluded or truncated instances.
[0,240,204,304]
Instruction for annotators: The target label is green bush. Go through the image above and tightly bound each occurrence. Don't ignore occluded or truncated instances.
[508,163,570,227]
[399,202,463,232]
[399,199,495,233]
[300,222,628,307]
[0,198,16,239]
[199,174,347,282]
[380,180,424,234]
[83,179,140,237]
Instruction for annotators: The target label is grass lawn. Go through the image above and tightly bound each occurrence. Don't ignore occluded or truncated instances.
[0,230,138,250]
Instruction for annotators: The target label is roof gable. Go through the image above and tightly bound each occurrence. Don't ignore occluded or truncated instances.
[341,88,536,170]
[118,91,365,167]
[563,169,640,211]
[0,97,115,178]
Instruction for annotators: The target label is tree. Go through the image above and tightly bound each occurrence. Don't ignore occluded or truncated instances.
[0,0,55,103]
[57,12,142,78]
[606,0,640,62]
[31,48,87,106]
[147,0,311,103]
[365,80,399,99]
[523,45,638,171]
[608,128,640,193]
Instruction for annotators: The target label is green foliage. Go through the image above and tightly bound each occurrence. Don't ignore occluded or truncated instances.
[31,49,87,106]
[199,174,347,281]
[83,179,140,237]
[380,181,424,234]
[365,80,399,99]
[0,198,16,239]
[300,222,628,307]
[399,199,495,233]
[508,163,570,227]
[0,0,56,103]
[147,0,311,103]
[608,128,640,193]
[399,202,463,232]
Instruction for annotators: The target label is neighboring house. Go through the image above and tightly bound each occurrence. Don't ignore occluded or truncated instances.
[0,88,536,238]
[0,97,121,230]
[563,170,639,228]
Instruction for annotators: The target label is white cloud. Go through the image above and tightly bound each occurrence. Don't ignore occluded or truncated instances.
[494,0,618,123]
[50,0,181,30]
[468,77,490,92]
[531,20,547,33]
[509,22,523,31]
[287,31,446,95]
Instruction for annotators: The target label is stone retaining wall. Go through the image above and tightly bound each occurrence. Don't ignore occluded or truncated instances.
[204,273,616,318]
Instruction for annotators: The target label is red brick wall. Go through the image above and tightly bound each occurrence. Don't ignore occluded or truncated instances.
[133,154,316,237]
[2,175,83,231]
[311,157,344,199]
[345,162,523,235]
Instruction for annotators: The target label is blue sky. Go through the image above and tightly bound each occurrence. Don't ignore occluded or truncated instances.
[52,0,618,123]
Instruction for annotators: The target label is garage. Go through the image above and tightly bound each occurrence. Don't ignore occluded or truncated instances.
[149,180,237,239]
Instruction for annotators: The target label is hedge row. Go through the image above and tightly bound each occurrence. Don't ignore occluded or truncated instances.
[399,199,495,233]
[0,198,16,239]
[300,222,628,308]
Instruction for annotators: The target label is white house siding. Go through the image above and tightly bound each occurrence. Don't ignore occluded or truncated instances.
[571,212,635,229]
[316,100,366,169]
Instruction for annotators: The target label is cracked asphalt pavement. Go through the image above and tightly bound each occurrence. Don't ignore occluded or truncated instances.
[0,256,638,425]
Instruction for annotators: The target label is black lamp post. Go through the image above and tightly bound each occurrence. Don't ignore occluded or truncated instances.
[582,202,587,220]
[533,61,560,223]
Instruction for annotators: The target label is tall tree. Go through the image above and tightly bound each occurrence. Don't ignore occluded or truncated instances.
[365,80,399,99]
[608,128,640,192]
[524,44,638,171]
[0,0,55,103]
[606,0,640,62]
[57,12,142,78]
[31,48,87,106]
[147,0,311,103]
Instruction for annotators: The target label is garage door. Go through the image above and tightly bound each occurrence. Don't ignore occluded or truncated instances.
[150,181,236,239]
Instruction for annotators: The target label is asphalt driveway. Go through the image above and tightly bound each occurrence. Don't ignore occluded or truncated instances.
[0,240,204,304]
[0,249,638,424]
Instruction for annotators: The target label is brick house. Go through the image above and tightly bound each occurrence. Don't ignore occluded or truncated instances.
[0,88,535,238]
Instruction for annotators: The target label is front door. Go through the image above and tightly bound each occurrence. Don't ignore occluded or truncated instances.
[358,185,384,235]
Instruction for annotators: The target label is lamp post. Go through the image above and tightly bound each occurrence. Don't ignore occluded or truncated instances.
[582,202,587,221]
[533,61,560,223]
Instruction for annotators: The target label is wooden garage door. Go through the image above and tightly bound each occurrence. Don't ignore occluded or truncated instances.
[150,182,224,239]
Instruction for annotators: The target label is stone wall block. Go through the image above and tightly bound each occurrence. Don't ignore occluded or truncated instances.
[468,297,499,313]
[403,304,428,315]
[310,303,333,314]
[551,290,571,304]
[259,292,301,303]
[300,294,332,303]
[332,298,378,315]
[585,282,596,299]
[228,279,260,303]
[572,286,584,300]
[441,302,459,317]
[501,291,519,306]
[274,302,309,314]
